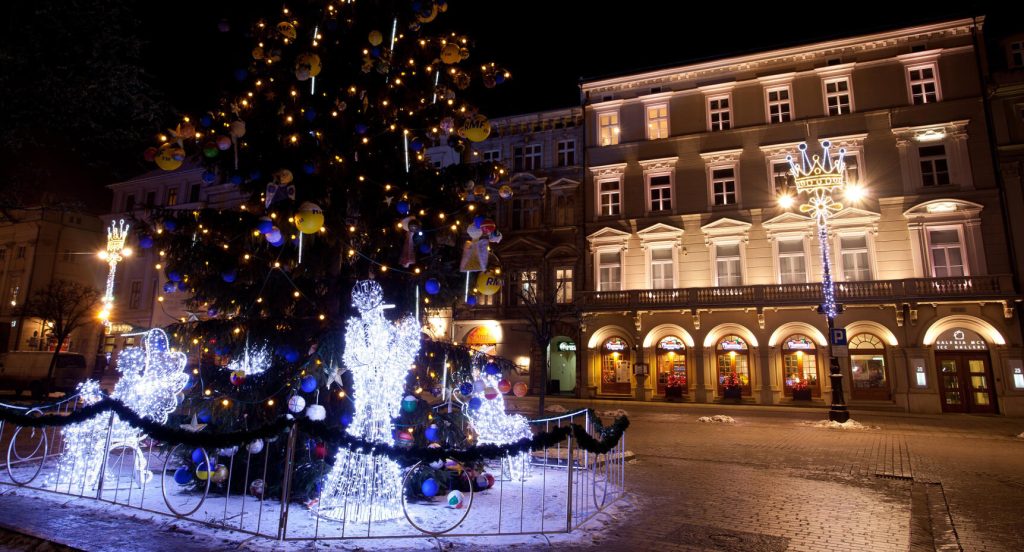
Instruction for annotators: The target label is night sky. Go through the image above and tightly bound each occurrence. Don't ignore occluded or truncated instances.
[8,1,1011,212]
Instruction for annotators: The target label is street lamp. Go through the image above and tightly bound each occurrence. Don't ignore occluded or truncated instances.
[782,141,851,423]
[98,219,132,325]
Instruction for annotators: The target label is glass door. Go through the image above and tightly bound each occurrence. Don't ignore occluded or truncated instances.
[966,358,997,413]
[936,354,998,414]
[937,356,965,413]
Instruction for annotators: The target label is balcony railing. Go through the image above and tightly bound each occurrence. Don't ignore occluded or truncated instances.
[578,275,1017,311]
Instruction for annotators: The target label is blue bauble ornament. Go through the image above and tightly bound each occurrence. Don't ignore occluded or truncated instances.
[269,237,285,247]
[485,362,500,376]
[191,448,206,464]
[340,413,353,426]
[207,307,218,317]
[164,219,178,231]
[409,138,424,152]
[163,282,176,293]
[256,217,274,234]
[495,73,506,84]
[199,114,213,128]
[459,382,473,396]
[466,296,478,306]
[418,242,432,254]
[174,466,193,485]
[221,269,237,283]
[248,170,261,181]
[197,409,212,424]
[473,215,484,227]
[304,109,317,121]
[167,271,182,282]
[421,478,439,497]
[234,68,248,82]
[371,46,381,58]
[139,236,154,249]
[214,345,229,356]
[229,174,243,185]
[302,162,316,175]
[202,170,217,184]
[300,375,317,393]
[285,349,299,363]
[177,281,187,292]
[425,278,441,295]
[355,123,368,135]
[396,200,410,215]
[424,425,439,442]
[183,376,195,390]
[468,397,482,411]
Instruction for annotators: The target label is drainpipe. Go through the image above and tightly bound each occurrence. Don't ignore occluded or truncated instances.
[971,17,1024,344]
[578,81,589,399]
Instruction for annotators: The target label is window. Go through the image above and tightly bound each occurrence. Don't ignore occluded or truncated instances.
[928,228,966,277]
[554,194,575,226]
[166,188,178,206]
[778,239,806,283]
[515,270,538,305]
[601,337,631,394]
[597,251,621,291]
[145,191,155,206]
[598,112,620,146]
[711,168,737,206]
[716,336,750,396]
[715,243,742,286]
[512,144,542,172]
[766,86,792,123]
[646,104,669,139]
[907,64,939,104]
[482,149,500,163]
[919,145,949,187]
[556,140,575,166]
[511,197,541,229]
[128,280,143,310]
[599,180,621,216]
[843,151,861,185]
[849,333,890,400]
[650,248,674,289]
[824,77,852,115]
[125,195,135,211]
[189,184,201,203]
[771,161,793,196]
[555,268,573,303]
[648,174,672,212]
[1012,41,1024,68]
[840,235,872,281]
[708,95,731,131]
[782,335,818,397]
[16,246,26,259]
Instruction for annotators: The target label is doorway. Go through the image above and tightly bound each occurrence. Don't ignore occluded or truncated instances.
[935,353,998,413]
[547,337,576,394]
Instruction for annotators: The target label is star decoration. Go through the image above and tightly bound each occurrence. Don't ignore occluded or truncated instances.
[181,414,207,433]
[383,196,394,206]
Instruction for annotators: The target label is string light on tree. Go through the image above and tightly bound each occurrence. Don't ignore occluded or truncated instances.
[317,281,421,523]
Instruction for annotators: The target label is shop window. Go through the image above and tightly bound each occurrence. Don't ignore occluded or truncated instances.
[655,336,686,395]
[601,337,631,394]
[849,333,890,400]
[782,335,819,397]
[716,335,751,396]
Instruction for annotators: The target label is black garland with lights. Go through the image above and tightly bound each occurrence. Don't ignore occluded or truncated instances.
[0,399,628,465]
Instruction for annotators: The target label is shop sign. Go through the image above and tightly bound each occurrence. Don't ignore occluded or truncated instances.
[785,336,815,350]
[558,341,576,352]
[935,328,988,351]
[604,337,628,351]
[719,336,746,351]
[658,336,685,351]
[107,323,135,334]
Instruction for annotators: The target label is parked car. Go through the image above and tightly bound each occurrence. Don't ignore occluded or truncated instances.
[0,351,89,398]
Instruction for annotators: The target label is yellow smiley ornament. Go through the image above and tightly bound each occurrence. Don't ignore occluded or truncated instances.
[458,114,491,143]
[155,143,185,171]
[294,202,324,234]
[294,53,322,81]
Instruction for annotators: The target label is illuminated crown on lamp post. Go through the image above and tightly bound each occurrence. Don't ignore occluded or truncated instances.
[106,219,130,255]
[787,141,846,193]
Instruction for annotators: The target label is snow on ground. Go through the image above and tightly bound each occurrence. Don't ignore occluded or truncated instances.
[1017,431,1024,439]
[801,419,879,430]
[696,415,736,424]
[598,409,628,418]
[543,404,568,413]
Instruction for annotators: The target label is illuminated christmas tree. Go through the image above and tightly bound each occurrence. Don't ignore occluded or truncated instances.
[317,280,420,523]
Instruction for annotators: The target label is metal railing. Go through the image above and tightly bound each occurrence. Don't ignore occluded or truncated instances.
[579,274,1016,311]
[0,401,626,542]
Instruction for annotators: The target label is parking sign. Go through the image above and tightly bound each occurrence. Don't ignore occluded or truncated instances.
[830,328,847,346]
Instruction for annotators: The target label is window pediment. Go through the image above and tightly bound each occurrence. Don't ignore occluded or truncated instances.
[587,227,631,247]
[903,198,983,220]
[699,148,744,165]
[701,217,751,244]
[589,163,627,179]
[637,222,684,243]
[638,156,679,172]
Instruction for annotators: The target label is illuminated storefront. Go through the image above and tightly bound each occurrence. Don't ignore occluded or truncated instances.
[655,336,686,395]
[716,335,750,397]
[601,337,631,395]
[781,335,818,398]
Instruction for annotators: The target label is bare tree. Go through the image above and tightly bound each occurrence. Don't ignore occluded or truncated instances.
[512,277,580,415]
[18,280,101,381]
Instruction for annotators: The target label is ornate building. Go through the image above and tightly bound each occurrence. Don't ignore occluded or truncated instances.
[579,18,1024,414]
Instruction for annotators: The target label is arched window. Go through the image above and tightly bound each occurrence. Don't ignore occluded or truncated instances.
[655,336,686,395]
[601,337,631,395]
[849,333,889,400]
[716,335,751,396]
[782,334,819,398]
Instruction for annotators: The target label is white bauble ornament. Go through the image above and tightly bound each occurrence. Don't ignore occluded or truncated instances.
[247,439,264,454]
[288,395,306,413]
[217,446,238,457]
[305,404,326,421]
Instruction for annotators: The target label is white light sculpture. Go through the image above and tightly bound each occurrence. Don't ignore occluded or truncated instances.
[52,329,188,490]
[98,219,131,324]
[466,370,532,481]
[226,342,272,376]
[318,280,420,523]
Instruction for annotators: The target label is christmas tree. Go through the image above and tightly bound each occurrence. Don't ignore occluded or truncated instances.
[136,0,510,429]
[318,280,419,522]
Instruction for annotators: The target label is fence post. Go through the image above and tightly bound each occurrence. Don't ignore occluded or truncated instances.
[95,412,116,499]
[564,428,574,532]
[277,421,299,540]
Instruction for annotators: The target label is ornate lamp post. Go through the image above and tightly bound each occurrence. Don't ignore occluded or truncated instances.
[97,219,132,325]
[781,141,856,423]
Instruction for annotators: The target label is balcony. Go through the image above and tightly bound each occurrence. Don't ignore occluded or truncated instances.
[578,275,1017,311]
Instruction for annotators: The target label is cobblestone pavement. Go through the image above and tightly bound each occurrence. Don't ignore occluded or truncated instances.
[0,400,1021,551]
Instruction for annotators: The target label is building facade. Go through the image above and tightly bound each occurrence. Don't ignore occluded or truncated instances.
[448,108,585,395]
[580,18,1024,415]
[0,208,105,367]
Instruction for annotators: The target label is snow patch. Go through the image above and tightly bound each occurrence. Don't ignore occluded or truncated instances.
[544,404,568,413]
[1017,431,1024,439]
[697,415,736,424]
[599,409,628,418]
[802,419,879,431]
